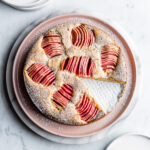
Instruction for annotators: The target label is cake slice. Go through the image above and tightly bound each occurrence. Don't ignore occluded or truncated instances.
[53,70,105,124]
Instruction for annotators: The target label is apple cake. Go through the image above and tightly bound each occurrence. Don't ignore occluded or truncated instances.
[23,23,127,125]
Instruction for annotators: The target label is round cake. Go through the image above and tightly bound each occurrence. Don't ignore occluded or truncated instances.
[23,23,127,125]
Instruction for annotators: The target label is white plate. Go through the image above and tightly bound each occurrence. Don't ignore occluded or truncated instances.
[1,0,52,10]
[106,133,150,150]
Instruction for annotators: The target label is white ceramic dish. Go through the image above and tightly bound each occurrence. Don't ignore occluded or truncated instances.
[106,133,150,150]
[1,0,52,10]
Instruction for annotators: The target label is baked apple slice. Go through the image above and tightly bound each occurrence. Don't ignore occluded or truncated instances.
[71,25,95,47]
[76,95,103,122]
[101,45,119,73]
[53,84,73,109]
[41,32,63,58]
[27,63,55,86]
[60,56,96,77]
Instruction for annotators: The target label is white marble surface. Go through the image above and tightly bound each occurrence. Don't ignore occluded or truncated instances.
[0,0,150,149]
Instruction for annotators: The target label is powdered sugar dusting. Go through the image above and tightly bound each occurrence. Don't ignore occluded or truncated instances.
[81,78,124,113]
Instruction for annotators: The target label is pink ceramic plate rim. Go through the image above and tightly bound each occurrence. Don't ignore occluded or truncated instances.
[12,14,136,137]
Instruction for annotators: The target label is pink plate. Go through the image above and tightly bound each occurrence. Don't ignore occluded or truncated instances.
[12,14,136,137]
